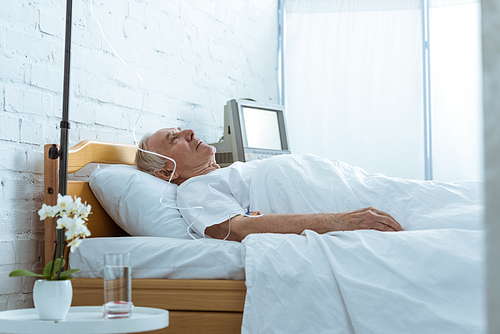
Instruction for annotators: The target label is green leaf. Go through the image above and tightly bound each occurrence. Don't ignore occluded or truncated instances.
[58,268,81,277]
[9,269,46,278]
[43,262,51,276]
[43,261,54,276]
[43,259,66,277]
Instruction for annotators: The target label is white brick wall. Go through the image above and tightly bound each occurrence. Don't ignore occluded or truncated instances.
[0,0,278,310]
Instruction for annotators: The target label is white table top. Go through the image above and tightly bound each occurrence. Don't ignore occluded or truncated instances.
[0,306,169,334]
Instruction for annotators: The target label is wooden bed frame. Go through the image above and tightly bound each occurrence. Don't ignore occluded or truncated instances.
[43,141,246,333]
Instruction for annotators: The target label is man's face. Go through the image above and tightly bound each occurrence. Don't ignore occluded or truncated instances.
[147,128,217,181]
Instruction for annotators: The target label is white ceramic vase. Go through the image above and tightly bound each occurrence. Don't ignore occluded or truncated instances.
[33,279,73,321]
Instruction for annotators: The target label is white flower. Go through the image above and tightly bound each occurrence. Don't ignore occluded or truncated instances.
[56,194,74,216]
[65,217,81,238]
[38,204,55,220]
[71,197,83,215]
[68,238,83,253]
[65,226,77,240]
[39,195,91,253]
[78,203,92,219]
[56,216,73,230]
[79,224,91,237]
[64,216,91,241]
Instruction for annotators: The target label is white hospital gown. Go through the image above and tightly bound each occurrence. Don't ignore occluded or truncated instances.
[177,159,261,237]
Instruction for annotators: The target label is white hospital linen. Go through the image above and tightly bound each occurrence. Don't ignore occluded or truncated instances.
[241,229,485,334]
[177,159,261,236]
[69,236,244,280]
[249,154,483,231]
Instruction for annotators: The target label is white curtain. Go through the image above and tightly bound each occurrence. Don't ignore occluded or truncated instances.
[284,0,482,181]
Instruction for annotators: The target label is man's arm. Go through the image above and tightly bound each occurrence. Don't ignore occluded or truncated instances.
[205,207,404,242]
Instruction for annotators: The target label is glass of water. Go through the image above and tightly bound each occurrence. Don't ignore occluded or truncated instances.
[103,253,132,319]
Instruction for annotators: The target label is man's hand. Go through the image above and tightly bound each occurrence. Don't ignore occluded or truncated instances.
[331,207,403,232]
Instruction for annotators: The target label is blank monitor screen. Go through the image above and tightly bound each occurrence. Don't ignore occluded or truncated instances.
[242,106,282,150]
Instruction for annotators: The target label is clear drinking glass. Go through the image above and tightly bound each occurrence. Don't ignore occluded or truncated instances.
[103,253,132,319]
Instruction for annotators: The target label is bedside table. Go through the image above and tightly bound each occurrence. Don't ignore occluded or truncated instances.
[0,306,169,334]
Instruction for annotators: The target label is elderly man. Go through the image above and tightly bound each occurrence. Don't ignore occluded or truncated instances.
[135,127,404,241]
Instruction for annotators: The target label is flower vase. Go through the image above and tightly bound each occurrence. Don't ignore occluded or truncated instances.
[33,279,73,320]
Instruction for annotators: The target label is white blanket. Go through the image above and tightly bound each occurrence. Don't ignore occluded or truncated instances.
[241,230,484,334]
[249,154,483,231]
[242,154,485,333]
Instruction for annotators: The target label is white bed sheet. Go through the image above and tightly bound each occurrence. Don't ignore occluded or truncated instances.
[70,236,244,280]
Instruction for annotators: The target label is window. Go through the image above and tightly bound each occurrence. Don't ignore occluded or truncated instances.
[281,0,482,181]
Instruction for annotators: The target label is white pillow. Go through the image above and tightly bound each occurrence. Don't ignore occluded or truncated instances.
[89,165,199,239]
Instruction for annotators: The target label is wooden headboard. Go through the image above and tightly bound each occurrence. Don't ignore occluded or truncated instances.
[43,140,137,265]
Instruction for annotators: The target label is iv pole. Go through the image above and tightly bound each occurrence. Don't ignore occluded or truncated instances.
[49,0,73,261]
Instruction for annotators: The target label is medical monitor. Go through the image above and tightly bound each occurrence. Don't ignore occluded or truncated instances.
[211,99,291,167]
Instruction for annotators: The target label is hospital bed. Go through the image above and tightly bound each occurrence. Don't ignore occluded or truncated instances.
[44,140,486,334]
[43,141,246,334]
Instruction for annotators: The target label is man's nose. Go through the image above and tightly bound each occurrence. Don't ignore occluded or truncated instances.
[182,129,195,141]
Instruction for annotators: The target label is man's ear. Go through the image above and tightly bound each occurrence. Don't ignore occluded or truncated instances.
[153,167,179,182]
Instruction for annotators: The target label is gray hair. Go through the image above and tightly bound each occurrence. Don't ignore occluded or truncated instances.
[134,133,167,176]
